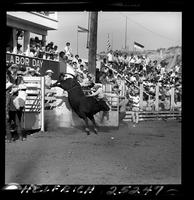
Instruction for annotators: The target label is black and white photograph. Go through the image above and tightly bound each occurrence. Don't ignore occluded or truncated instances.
[5,10,182,187]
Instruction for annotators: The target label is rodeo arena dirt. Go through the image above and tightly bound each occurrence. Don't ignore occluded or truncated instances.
[5,12,181,185]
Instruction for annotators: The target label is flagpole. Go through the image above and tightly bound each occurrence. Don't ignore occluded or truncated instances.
[77,28,78,55]
[111,33,113,50]
[87,12,90,49]
[125,16,127,50]
[107,33,109,52]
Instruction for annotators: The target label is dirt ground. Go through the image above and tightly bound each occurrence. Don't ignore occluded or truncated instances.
[5,120,181,185]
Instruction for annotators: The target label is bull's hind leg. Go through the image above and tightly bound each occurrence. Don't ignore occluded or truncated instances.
[88,115,98,134]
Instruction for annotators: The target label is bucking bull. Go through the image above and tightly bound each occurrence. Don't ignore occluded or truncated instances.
[50,73,110,135]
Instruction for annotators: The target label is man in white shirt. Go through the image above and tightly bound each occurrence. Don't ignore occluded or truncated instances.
[107,50,113,63]
[64,42,73,58]
[128,90,140,127]
[73,54,79,64]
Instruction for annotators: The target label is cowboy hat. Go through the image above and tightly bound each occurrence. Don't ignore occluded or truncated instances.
[6,82,13,90]
[46,69,54,74]
[94,83,102,88]
[18,84,27,90]
[28,68,36,72]
[17,70,24,75]
[9,64,18,70]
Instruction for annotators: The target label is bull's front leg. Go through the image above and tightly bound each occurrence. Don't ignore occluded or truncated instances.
[83,117,90,135]
[88,115,98,134]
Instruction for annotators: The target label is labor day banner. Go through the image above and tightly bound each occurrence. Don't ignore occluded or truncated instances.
[6,53,60,79]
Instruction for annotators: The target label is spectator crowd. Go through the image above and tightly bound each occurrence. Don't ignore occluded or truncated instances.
[6,37,182,112]
[6,35,59,61]
[96,50,182,111]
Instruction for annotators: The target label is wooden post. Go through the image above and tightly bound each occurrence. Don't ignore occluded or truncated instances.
[86,12,90,49]
[41,77,45,132]
[42,35,46,47]
[171,87,175,111]
[88,12,98,80]
[12,28,17,54]
[24,30,30,56]
[139,83,144,110]
[155,83,159,111]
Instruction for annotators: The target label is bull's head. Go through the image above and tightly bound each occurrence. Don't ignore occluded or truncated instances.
[50,73,79,92]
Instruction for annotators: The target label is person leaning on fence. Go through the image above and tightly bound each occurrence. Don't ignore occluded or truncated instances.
[118,91,131,123]
[87,83,110,122]
[6,80,27,141]
[128,90,140,127]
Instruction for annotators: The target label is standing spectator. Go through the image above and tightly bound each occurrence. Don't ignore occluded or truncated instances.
[77,64,85,75]
[77,58,86,69]
[107,50,113,64]
[25,68,38,77]
[29,48,35,57]
[6,77,13,142]
[99,72,108,85]
[49,44,57,60]
[53,45,59,60]
[44,69,54,89]
[119,93,130,122]
[123,54,129,68]
[64,42,73,58]
[163,96,171,110]
[95,68,101,83]
[45,45,51,60]
[73,54,79,63]
[107,69,115,84]
[7,79,27,141]
[59,51,67,62]
[6,45,12,53]
[34,44,41,58]
[129,90,140,127]
[87,73,95,85]
[17,44,23,55]
[41,46,46,59]
[129,54,136,65]
[72,61,78,72]
[101,58,108,69]
[115,74,122,87]
[76,72,84,85]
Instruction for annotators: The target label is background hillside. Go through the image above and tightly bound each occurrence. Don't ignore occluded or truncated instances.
[98,46,182,67]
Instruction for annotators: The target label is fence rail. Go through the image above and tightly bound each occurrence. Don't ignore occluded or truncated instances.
[123,110,181,122]
[21,77,181,131]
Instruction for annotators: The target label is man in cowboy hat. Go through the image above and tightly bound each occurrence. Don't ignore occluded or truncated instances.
[45,69,54,89]
[128,90,140,127]
[8,64,19,84]
[25,68,37,77]
[6,80,26,141]
[6,80,14,142]
[87,83,110,122]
